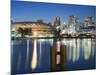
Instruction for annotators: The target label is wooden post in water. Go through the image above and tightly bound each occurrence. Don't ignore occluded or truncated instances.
[60,44,67,71]
[50,38,67,71]
[50,39,57,72]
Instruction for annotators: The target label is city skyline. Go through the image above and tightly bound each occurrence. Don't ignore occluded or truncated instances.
[11,1,96,74]
[11,1,96,25]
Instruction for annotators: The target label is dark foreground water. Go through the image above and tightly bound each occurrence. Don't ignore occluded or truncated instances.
[11,38,96,74]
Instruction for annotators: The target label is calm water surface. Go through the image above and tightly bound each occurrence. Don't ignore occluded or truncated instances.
[11,38,96,74]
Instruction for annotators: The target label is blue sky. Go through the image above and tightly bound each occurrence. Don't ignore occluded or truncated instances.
[11,1,96,25]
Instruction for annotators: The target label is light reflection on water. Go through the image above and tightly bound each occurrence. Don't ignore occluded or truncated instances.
[31,39,38,70]
[11,38,96,74]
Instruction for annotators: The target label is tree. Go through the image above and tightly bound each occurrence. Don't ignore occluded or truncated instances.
[24,28,32,36]
[17,28,26,37]
[17,27,32,38]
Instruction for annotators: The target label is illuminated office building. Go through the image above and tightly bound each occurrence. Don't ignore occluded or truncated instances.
[85,16,94,27]
[68,15,78,34]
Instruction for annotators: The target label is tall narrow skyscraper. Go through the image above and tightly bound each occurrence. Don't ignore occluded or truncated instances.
[54,17,61,27]
[54,17,61,35]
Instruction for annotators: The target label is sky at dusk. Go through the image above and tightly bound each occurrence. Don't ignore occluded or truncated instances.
[11,1,96,25]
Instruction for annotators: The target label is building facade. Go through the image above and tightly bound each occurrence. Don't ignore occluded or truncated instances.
[11,21,55,38]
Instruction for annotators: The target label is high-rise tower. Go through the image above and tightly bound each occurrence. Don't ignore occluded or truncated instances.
[54,17,61,32]
[85,16,94,27]
[68,15,78,34]
[68,15,77,26]
[54,17,61,27]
